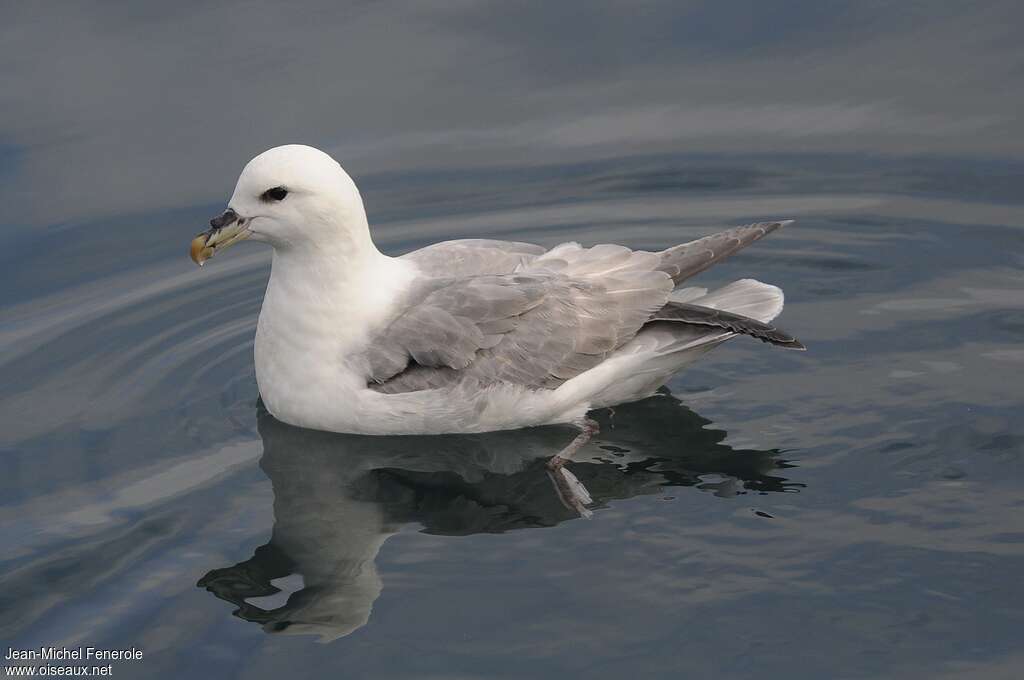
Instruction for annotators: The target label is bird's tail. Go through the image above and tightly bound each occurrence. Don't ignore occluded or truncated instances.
[672,278,785,323]
[579,279,797,409]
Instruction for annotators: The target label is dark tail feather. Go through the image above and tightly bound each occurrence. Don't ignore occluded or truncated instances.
[651,301,806,350]
[656,220,791,285]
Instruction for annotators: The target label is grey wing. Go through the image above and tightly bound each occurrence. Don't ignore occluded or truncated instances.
[655,221,790,285]
[367,245,675,393]
[401,221,788,281]
[363,274,546,385]
[400,239,545,277]
[371,222,794,393]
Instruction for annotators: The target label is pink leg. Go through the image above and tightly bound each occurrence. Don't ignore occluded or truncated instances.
[546,417,599,517]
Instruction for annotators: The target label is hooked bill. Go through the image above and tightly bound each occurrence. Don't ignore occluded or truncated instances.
[190,210,249,266]
[190,233,216,266]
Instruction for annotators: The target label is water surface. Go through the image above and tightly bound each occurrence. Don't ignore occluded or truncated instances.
[2,4,1024,679]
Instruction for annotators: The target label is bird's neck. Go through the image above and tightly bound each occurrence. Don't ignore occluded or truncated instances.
[266,203,409,294]
[283,205,379,262]
[262,233,414,338]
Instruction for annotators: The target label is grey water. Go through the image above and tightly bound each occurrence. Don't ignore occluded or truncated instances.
[2,4,1024,679]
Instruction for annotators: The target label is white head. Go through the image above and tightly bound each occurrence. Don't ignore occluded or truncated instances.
[190,145,375,265]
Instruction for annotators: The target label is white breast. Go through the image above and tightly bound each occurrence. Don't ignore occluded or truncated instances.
[254,249,417,432]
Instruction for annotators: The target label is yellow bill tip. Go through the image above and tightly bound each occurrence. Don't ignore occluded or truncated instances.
[190,232,214,266]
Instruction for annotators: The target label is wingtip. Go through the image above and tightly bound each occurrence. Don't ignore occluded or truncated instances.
[763,332,806,351]
[778,219,795,227]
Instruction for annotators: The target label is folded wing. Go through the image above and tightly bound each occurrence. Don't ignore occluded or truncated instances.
[368,244,675,393]
[400,238,544,277]
[369,222,799,393]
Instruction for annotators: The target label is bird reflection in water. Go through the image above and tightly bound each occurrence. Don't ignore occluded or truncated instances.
[197,390,802,640]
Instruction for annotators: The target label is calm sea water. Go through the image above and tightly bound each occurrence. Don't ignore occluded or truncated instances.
[2,153,1022,679]
[2,2,1024,675]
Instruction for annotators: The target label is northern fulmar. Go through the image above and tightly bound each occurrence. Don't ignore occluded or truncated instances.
[190,144,804,486]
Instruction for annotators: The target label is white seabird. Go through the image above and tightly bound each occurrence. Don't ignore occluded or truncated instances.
[190,145,803,466]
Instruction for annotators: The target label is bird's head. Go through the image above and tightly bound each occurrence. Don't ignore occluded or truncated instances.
[191,144,370,265]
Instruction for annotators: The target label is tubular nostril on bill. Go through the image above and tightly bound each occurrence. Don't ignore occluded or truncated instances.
[210,209,238,229]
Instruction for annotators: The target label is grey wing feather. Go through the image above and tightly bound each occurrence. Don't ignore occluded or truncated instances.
[655,221,790,285]
[400,239,545,277]
[371,221,797,393]
[368,244,676,393]
[365,275,549,384]
[653,301,805,350]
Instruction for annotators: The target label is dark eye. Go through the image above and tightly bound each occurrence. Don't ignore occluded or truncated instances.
[261,186,288,202]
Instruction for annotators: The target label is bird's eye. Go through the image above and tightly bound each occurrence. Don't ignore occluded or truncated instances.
[261,186,288,202]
